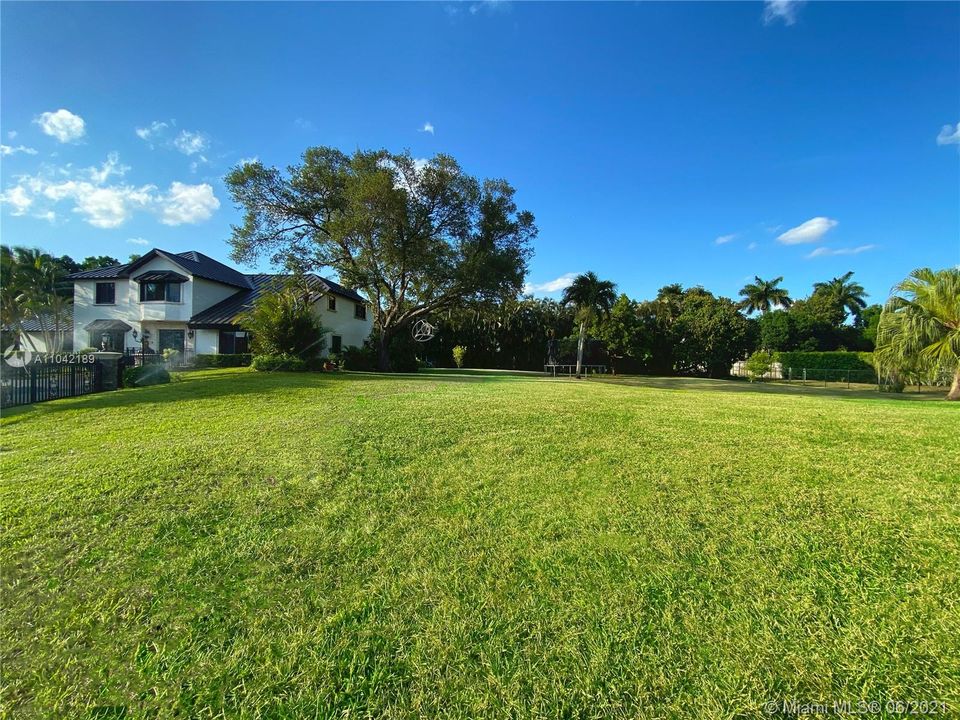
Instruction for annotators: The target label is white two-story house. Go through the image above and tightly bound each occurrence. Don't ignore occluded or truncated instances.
[68,249,373,359]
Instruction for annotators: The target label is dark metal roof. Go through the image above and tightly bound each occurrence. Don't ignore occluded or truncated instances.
[67,264,129,280]
[320,276,366,304]
[84,319,133,332]
[188,274,368,329]
[68,249,251,289]
[163,250,251,288]
[133,270,189,283]
[3,316,73,333]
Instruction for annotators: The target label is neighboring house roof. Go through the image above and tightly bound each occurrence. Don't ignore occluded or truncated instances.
[67,264,129,280]
[3,315,73,333]
[320,276,366,304]
[68,249,251,289]
[188,273,368,329]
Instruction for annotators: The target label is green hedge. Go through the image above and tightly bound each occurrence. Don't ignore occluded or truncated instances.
[193,354,253,369]
[774,351,876,382]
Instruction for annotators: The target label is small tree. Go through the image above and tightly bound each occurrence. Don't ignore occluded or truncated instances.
[744,350,774,382]
[561,272,617,378]
[238,280,327,360]
[452,345,467,369]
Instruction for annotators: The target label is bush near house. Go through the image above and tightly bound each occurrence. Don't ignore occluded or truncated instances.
[193,353,253,369]
[251,354,307,372]
[122,364,171,388]
[339,345,377,371]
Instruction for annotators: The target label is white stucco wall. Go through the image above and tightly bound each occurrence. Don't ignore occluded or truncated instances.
[194,329,220,355]
[316,293,373,354]
[193,277,242,314]
[73,279,136,351]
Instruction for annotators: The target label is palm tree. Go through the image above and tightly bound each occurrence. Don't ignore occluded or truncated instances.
[813,271,867,320]
[738,276,792,314]
[876,267,960,400]
[561,272,617,378]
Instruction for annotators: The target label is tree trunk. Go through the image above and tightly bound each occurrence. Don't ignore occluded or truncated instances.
[575,320,586,379]
[948,367,960,401]
[377,329,392,372]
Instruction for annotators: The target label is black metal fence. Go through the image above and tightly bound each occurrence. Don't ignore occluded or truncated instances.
[783,366,878,387]
[1,359,103,409]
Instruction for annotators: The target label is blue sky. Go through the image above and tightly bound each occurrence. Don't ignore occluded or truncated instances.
[2,1,958,305]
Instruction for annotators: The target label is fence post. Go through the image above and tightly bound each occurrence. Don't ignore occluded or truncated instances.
[29,363,38,404]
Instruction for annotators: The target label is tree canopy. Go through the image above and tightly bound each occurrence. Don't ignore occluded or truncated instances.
[738,275,792,314]
[226,148,537,370]
[876,267,960,399]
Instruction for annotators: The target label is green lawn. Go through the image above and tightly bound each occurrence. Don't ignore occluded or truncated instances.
[2,369,958,718]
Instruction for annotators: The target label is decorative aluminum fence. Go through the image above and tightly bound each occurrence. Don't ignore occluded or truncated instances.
[730,360,877,387]
[1,358,103,409]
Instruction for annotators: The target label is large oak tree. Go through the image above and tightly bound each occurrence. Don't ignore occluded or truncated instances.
[225,148,537,370]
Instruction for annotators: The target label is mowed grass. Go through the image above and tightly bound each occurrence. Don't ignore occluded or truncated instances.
[1,369,958,719]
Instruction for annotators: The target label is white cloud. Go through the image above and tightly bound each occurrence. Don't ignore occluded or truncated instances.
[158,182,220,225]
[714,233,736,245]
[470,0,511,15]
[7,130,17,140]
[173,130,208,156]
[0,154,220,228]
[87,152,129,184]
[747,242,758,250]
[523,272,578,296]
[40,180,155,228]
[806,244,876,259]
[936,122,960,146]
[35,108,86,143]
[294,117,315,131]
[777,216,838,245]
[237,156,259,166]
[135,120,172,145]
[420,122,435,135]
[0,185,34,215]
[763,0,804,25]
[0,144,38,156]
[127,237,150,246]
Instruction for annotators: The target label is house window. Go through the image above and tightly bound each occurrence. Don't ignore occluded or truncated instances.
[95,282,116,305]
[140,281,181,302]
[331,335,342,354]
[328,296,337,311]
[354,303,367,320]
[218,331,249,354]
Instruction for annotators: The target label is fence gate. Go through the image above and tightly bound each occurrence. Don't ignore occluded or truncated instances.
[1,359,103,409]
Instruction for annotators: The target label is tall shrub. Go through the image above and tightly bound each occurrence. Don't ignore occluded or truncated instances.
[237,281,327,361]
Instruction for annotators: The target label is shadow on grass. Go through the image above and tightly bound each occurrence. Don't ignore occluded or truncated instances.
[0,367,552,425]
[1,368,950,425]
[593,374,950,403]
